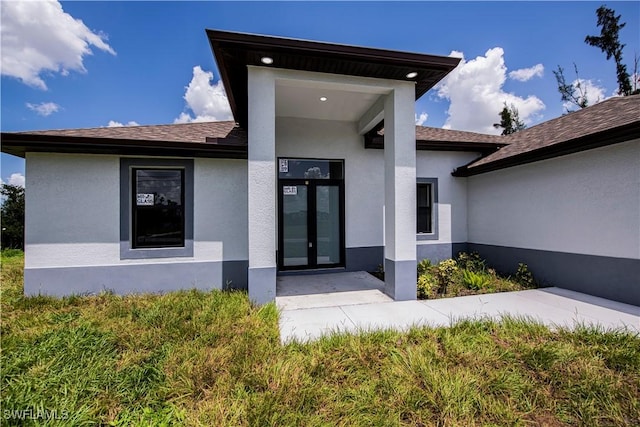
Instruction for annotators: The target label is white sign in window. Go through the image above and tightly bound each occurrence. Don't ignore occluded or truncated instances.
[136,193,155,206]
[279,159,289,173]
[283,186,298,196]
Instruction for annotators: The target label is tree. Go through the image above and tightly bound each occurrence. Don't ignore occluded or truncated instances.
[585,5,634,96]
[553,63,590,112]
[632,52,640,94]
[493,103,526,135]
[1,184,25,250]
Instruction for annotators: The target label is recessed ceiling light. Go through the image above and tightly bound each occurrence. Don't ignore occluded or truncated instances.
[260,56,274,65]
[406,71,418,79]
[320,96,328,102]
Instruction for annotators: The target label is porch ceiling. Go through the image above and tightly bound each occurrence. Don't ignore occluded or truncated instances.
[207,29,460,128]
[275,81,383,122]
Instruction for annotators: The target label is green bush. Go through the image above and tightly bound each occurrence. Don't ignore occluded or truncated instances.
[414,254,537,300]
[1,248,23,259]
[515,263,536,288]
[456,252,486,272]
[417,259,432,276]
[417,274,438,299]
[462,270,491,291]
[434,259,459,294]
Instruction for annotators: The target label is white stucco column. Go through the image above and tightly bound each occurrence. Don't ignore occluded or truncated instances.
[247,66,277,304]
[383,84,417,300]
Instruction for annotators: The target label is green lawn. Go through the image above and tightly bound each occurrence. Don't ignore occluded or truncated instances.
[1,250,639,426]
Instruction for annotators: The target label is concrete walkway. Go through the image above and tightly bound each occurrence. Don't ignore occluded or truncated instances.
[277,272,640,343]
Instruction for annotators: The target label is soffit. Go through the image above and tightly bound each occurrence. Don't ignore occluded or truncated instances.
[275,82,383,122]
[207,29,460,128]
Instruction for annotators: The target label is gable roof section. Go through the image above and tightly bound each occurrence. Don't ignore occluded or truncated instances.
[1,122,500,158]
[453,95,640,176]
[1,121,247,159]
[366,126,506,152]
[3,96,637,164]
[206,29,461,129]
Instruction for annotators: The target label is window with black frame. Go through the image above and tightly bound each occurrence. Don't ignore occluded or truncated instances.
[417,183,433,234]
[132,168,184,248]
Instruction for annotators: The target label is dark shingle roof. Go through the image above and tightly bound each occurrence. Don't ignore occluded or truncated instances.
[3,95,637,167]
[463,95,640,173]
[1,121,247,159]
[366,125,506,152]
[18,121,246,144]
[415,126,504,144]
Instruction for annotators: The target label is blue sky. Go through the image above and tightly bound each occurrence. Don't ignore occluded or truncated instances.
[2,1,639,185]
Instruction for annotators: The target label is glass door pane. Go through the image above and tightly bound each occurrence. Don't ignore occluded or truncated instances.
[316,185,341,265]
[282,184,308,266]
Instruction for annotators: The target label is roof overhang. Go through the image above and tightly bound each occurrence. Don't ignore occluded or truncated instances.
[364,134,507,153]
[452,121,640,177]
[0,133,248,159]
[206,29,461,128]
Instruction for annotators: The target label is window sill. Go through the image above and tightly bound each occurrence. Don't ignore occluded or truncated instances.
[120,240,194,260]
[417,233,438,241]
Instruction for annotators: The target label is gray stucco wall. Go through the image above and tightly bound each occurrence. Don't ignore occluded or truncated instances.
[24,153,248,296]
[467,140,640,306]
[468,243,640,306]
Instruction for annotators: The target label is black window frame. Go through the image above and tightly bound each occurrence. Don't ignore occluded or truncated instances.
[120,158,194,259]
[131,167,185,249]
[416,178,438,241]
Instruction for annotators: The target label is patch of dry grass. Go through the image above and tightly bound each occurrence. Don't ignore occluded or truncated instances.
[2,251,639,426]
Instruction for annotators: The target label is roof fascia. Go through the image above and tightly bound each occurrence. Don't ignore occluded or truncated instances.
[0,133,248,159]
[452,121,640,177]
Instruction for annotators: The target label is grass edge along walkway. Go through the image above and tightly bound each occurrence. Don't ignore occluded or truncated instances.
[2,251,639,426]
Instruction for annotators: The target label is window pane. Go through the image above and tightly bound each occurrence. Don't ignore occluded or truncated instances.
[282,185,308,266]
[133,169,184,248]
[278,159,343,180]
[316,185,341,265]
[417,183,432,234]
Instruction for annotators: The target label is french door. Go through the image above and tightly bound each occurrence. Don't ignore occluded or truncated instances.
[278,159,345,270]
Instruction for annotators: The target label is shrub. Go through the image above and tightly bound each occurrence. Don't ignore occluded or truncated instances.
[456,251,486,273]
[515,263,536,288]
[417,274,438,299]
[1,248,23,258]
[462,270,491,291]
[417,259,432,276]
[434,259,459,294]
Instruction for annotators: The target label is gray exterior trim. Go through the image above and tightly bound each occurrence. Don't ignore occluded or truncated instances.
[248,266,277,304]
[416,242,469,264]
[277,246,384,275]
[223,260,249,290]
[24,261,221,297]
[119,158,194,259]
[346,246,384,272]
[416,177,438,241]
[384,258,417,301]
[468,243,640,307]
[452,242,468,257]
[416,243,456,263]
[278,268,346,277]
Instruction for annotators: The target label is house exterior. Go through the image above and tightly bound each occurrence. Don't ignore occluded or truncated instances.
[2,30,639,306]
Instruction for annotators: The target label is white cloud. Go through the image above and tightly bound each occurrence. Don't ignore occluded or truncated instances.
[563,79,607,111]
[415,112,428,126]
[26,102,60,116]
[509,64,544,82]
[174,66,233,123]
[1,0,115,90]
[436,47,545,134]
[0,173,26,188]
[107,120,140,127]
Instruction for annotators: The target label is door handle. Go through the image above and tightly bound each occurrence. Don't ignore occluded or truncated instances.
[309,242,313,248]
